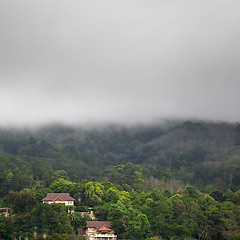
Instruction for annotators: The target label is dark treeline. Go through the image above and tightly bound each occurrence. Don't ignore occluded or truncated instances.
[0,121,240,239]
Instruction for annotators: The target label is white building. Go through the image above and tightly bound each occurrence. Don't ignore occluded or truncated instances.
[78,221,117,240]
[41,193,75,206]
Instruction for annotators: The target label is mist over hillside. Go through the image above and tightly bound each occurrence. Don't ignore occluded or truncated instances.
[1,1,240,238]
[1,1,240,127]
[0,120,240,194]
[1,120,240,239]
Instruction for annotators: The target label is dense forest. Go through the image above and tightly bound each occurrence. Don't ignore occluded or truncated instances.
[0,120,240,239]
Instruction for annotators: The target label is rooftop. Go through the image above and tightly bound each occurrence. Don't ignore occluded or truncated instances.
[86,221,113,231]
[41,193,75,202]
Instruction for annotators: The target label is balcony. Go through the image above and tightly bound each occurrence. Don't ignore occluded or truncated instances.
[90,234,117,239]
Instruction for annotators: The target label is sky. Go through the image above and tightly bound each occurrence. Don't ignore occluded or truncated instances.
[0,0,240,127]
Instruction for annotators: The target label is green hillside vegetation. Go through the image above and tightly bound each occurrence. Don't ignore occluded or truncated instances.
[0,121,240,239]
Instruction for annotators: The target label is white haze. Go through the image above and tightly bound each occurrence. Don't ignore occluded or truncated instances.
[0,0,240,127]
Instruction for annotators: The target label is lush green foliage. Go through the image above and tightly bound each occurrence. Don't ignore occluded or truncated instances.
[1,177,240,239]
[0,121,240,239]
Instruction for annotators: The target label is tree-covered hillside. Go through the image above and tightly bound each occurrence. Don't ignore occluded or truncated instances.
[0,121,240,192]
[0,121,240,239]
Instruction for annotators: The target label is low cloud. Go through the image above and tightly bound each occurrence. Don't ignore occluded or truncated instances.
[0,0,240,126]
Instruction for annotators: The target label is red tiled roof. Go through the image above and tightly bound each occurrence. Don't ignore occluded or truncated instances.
[86,221,112,231]
[98,225,112,232]
[41,193,75,202]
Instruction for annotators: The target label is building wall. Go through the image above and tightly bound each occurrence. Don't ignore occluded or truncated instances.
[43,200,74,205]
[85,228,117,240]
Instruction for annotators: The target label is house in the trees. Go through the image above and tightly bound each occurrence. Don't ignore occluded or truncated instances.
[78,221,117,240]
[41,193,75,206]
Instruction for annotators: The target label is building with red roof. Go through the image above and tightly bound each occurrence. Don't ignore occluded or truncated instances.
[78,221,117,240]
[41,193,75,206]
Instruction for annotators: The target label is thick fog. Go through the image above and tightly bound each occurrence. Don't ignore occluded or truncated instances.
[0,0,240,127]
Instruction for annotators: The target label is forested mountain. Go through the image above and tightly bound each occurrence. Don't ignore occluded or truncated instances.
[1,121,240,192]
[0,120,240,239]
